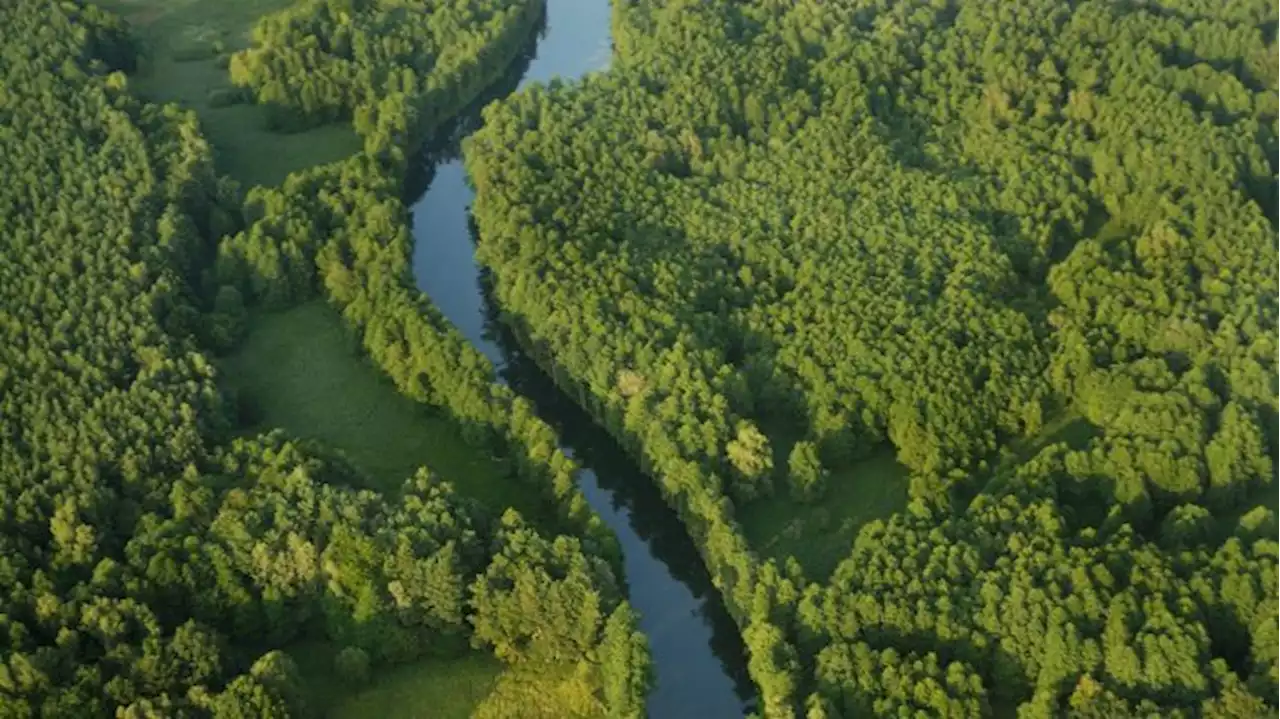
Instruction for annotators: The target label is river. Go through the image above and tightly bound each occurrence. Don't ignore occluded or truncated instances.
[407,2,756,717]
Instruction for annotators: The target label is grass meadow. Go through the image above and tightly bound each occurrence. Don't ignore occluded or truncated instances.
[222,302,577,716]
[220,300,557,524]
[291,641,504,719]
[738,448,909,581]
[98,0,360,187]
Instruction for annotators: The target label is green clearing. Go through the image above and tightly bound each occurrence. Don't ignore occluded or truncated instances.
[220,299,556,524]
[740,414,1103,581]
[968,413,1101,534]
[99,0,360,187]
[739,449,909,581]
[224,302,570,716]
[290,641,504,719]
[976,412,1099,501]
[290,641,597,719]
[1014,413,1098,459]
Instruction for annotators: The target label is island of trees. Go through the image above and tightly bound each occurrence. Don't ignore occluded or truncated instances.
[466,0,1279,715]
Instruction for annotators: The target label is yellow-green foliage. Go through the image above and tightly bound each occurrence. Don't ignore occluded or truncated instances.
[0,1,646,717]
[472,666,604,719]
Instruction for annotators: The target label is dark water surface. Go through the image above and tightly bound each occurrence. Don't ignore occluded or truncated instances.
[408,2,755,716]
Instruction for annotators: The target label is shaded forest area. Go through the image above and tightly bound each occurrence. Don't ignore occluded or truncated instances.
[0,0,650,716]
[466,0,1280,716]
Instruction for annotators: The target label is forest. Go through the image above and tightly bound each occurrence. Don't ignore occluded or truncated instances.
[0,0,649,716]
[465,0,1280,715]
[3,0,1278,716]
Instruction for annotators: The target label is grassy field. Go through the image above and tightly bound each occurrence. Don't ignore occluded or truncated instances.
[739,449,909,581]
[471,666,602,719]
[98,0,360,187]
[220,300,556,524]
[739,414,1098,581]
[290,641,505,719]
[291,639,597,719]
[225,302,574,715]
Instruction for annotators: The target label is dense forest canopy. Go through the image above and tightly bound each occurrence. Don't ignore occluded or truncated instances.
[467,0,1279,715]
[0,0,648,715]
[5,0,1278,714]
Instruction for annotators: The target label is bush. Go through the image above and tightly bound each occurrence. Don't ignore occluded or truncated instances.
[726,420,774,502]
[787,441,826,502]
[334,646,371,687]
[208,284,247,350]
[1160,504,1213,548]
[1236,506,1276,542]
[250,651,306,715]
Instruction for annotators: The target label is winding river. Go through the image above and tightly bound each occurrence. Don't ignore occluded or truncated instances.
[407,2,755,717]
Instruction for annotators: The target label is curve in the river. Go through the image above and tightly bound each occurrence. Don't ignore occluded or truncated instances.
[408,2,755,717]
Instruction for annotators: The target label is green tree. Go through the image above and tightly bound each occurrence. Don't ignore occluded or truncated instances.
[726,420,774,501]
[787,441,826,502]
[598,604,652,719]
[333,646,371,687]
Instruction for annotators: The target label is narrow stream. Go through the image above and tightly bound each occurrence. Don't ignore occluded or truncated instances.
[407,2,755,716]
